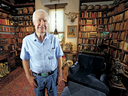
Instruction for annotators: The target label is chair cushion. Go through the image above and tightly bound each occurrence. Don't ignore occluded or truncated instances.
[78,54,105,72]
[67,69,109,95]
[68,69,96,86]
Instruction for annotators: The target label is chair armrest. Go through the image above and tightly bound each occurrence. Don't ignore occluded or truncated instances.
[69,61,79,74]
[100,73,108,86]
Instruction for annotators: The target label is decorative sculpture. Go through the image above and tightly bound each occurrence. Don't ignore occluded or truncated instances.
[110,58,124,86]
[65,12,79,22]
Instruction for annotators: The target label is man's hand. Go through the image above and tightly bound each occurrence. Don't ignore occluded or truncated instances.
[57,75,62,85]
[26,70,38,88]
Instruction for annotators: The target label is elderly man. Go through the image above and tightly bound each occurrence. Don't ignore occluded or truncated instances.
[20,9,63,96]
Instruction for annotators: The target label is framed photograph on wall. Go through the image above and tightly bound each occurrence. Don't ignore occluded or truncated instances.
[67,25,77,37]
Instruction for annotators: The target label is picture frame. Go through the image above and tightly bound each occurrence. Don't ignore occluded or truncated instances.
[67,25,77,37]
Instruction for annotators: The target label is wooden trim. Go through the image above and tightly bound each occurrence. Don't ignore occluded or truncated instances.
[80,0,113,3]
[2,0,35,8]
[45,3,67,9]
[49,32,64,34]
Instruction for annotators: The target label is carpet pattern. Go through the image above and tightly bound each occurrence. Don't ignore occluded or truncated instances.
[0,66,24,90]
[0,67,65,96]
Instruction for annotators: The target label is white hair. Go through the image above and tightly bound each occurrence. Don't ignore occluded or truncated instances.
[32,9,50,23]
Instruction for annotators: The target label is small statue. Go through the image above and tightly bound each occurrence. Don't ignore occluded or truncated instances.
[110,58,124,86]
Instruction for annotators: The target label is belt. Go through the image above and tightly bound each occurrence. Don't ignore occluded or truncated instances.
[32,68,57,77]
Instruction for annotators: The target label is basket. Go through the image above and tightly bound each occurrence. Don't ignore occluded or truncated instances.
[87,5,94,10]
[23,7,28,14]
[108,4,113,9]
[28,6,34,13]
[8,14,12,19]
[80,5,87,10]
[18,9,22,14]
[101,5,108,10]
[94,5,101,10]
[2,13,7,18]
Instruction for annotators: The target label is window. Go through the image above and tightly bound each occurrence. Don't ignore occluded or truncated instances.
[49,8,64,41]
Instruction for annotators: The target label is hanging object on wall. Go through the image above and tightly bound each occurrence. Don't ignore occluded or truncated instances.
[54,4,58,35]
[65,12,79,22]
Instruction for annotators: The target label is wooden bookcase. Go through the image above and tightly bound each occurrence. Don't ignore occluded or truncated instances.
[78,0,128,64]
[0,0,35,70]
[78,0,128,95]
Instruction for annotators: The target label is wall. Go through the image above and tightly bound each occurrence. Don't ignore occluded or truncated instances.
[35,0,113,50]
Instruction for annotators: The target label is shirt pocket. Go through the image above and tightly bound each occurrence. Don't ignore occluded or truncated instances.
[48,48,56,65]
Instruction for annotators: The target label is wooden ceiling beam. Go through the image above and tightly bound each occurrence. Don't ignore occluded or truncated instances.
[45,3,67,9]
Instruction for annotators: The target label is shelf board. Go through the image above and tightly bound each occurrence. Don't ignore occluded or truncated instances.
[79,51,105,56]
[2,0,35,8]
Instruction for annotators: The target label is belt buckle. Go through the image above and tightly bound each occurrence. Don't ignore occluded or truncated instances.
[41,73,48,77]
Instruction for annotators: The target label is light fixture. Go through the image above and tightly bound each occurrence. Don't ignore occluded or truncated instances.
[54,4,58,35]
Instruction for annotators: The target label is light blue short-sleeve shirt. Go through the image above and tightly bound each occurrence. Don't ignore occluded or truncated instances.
[20,32,63,73]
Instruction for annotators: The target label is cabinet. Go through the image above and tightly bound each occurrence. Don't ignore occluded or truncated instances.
[0,0,35,72]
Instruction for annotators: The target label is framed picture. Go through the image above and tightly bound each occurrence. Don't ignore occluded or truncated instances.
[67,25,77,37]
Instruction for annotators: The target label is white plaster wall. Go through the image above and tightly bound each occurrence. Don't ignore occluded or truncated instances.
[64,0,79,48]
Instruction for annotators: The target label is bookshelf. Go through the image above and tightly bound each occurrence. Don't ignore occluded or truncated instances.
[78,0,128,95]
[78,0,128,63]
[0,0,35,72]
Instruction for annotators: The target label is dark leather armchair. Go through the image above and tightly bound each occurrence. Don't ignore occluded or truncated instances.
[61,53,109,96]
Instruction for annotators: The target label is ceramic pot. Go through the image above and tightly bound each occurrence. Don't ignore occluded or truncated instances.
[94,5,101,10]
[101,5,108,10]
[80,5,87,10]
[8,14,12,19]
[18,9,22,14]
[87,5,94,10]
[28,6,34,13]
[2,13,7,18]
[108,4,113,9]
[23,7,28,14]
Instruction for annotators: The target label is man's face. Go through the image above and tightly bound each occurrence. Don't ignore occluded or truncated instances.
[33,11,49,34]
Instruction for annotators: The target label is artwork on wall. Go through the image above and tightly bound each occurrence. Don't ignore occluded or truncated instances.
[67,25,77,37]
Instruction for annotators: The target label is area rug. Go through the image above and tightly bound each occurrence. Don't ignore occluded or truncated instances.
[0,67,65,96]
[0,66,24,90]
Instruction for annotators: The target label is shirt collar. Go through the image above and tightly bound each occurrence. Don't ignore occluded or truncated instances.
[33,32,49,42]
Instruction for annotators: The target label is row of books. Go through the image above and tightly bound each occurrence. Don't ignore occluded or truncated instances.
[110,40,124,49]
[0,38,22,45]
[79,31,110,39]
[109,13,124,23]
[80,18,104,25]
[0,19,13,25]
[0,26,15,32]
[80,10,128,20]
[109,48,123,61]
[78,38,103,45]
[108,20,128,31]
[0,32,30,38]
[80,25,106,32]
[123,53,128,63]
[110,31,125,40]
[80,11,104,18]
[20,26,35,32]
